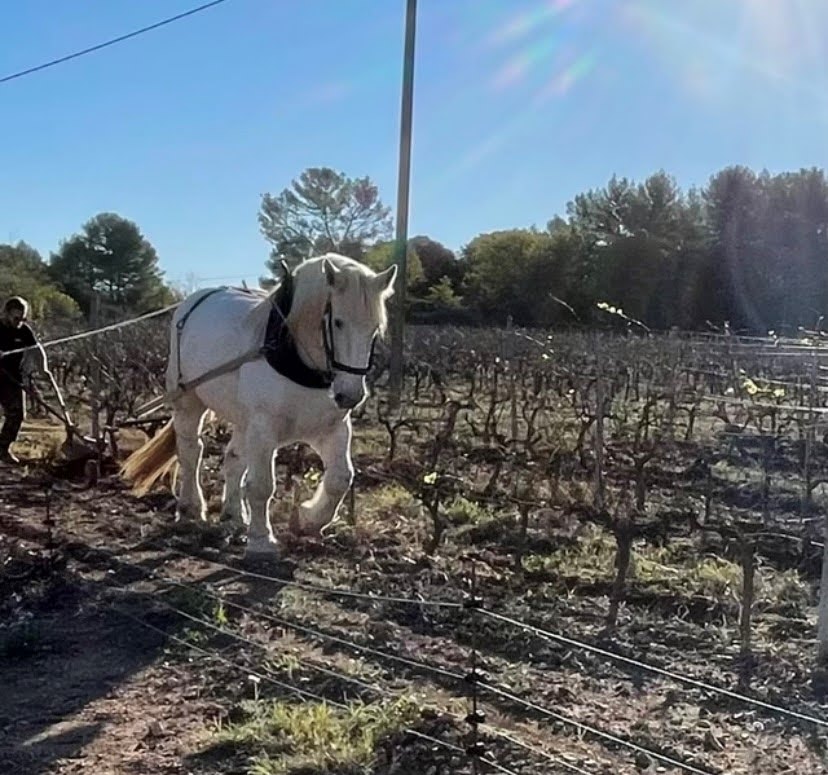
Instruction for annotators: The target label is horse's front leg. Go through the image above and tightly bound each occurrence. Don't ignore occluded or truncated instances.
[242,427,278,558]
[296,418,354,536]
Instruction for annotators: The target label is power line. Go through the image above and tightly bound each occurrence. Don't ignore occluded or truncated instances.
[0,0,232,85]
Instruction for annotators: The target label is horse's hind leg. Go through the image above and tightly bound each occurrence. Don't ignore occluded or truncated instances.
[221,425,247,525]
[173,393,208,522]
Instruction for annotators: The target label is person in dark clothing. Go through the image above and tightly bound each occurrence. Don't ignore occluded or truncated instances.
[0,297,39,463]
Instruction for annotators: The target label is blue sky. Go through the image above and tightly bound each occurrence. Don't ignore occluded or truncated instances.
[2,0,827,290]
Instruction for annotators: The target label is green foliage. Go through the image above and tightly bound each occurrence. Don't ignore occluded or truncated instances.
[704,166,828,330]
[215,696,421,774]
[49,213,174,315]
[425,276,462,308]
[443,495,490,524]
[462,228,582,326]
[0,242,81,326]
[259,167,392,275]
[254,163,828,333]
[408,235,464,295]
[362,240,423,287]
[455,165,828,333]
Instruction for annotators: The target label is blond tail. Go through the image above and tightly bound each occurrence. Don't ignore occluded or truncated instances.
[120,420,179,496]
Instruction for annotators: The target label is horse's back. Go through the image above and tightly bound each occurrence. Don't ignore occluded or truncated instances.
[169,286,267,390]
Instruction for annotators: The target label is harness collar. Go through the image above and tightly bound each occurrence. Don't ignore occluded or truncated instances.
[262,270,333,390]
[261,262,379,389]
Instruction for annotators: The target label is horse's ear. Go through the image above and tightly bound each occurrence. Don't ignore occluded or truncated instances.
[375,264,398,298]
[323,257,342,289]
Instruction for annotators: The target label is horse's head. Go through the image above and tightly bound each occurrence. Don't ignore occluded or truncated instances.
[292,254,397,410]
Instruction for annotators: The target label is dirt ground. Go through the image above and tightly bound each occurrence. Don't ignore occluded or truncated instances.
[3,420,828,774]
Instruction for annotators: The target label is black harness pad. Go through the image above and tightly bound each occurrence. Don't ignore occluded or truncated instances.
[262,275,332,390]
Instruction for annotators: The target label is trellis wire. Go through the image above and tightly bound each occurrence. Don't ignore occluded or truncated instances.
[480,609,828,728]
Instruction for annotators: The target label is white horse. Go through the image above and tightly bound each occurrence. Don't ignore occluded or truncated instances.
[121,253,397,559]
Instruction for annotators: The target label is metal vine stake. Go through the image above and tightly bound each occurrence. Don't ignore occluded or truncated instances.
[463,555,486,773]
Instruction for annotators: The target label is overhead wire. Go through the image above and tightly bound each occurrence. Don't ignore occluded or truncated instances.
[0,0,233,85]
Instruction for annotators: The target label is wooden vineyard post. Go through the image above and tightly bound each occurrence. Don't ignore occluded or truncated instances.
[738,536,755,688]
[593,377,606,511]
[89,292,102,481]
[802,350,818,516]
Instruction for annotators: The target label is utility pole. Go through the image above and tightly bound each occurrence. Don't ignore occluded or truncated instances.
[387,0,417,410]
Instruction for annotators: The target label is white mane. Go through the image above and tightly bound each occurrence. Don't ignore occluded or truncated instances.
[247,253,393,343]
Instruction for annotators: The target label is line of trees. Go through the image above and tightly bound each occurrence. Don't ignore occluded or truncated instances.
[5,164,826,336]
[258,166,828,333]
[1,213,177,329]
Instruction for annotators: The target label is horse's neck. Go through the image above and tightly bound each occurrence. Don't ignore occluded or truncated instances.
[247,279,325,357]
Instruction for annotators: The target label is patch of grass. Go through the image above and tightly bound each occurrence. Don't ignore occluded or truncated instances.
[350,426,393,458]
[163,585,226,624]
[524,523,616,579]
[15,421,66,461]
[524,524,809,610]
[443,496,492,525]
[214,696,421,774]
[356,483,421,523]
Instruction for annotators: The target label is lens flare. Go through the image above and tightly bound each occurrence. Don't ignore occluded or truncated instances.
[618,0,828,103]
[433,0,602,187]
[492,36,562,90]
[535,49,598,103]
[488,0,578,48]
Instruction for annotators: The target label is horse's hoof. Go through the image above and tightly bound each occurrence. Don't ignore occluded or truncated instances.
[244,537,279,560]
[225,523,247,545]
[175,505,207,524]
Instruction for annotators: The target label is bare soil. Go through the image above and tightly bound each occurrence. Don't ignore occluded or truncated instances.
[2,423,828,775]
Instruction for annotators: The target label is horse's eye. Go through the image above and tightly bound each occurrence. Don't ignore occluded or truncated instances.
[334,318,343,330]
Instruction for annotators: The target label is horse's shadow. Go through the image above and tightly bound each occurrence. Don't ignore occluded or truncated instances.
[0,521,241,775]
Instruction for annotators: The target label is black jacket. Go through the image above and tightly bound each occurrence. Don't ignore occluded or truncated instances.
[0,322,37,383]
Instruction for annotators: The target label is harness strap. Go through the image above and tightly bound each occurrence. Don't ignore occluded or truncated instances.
[321,297,376,376]
[175,287,226,389]
[165,347,264,404]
